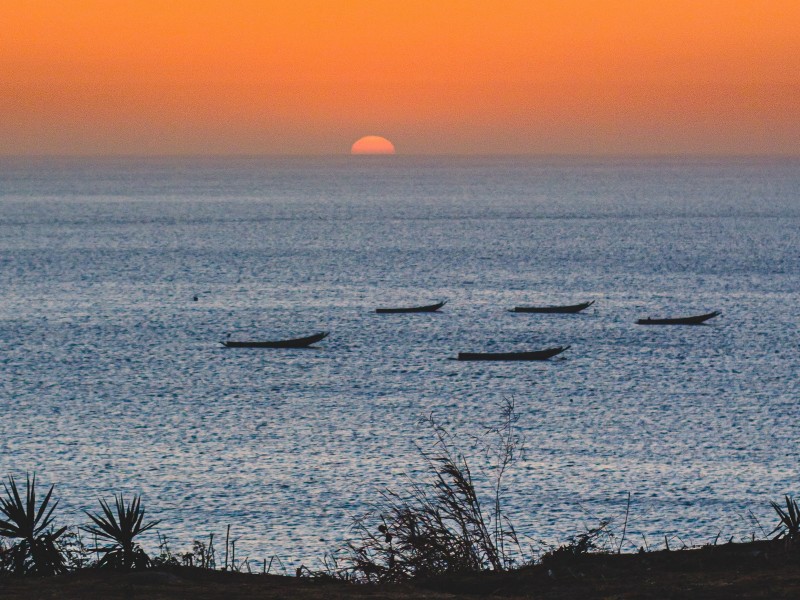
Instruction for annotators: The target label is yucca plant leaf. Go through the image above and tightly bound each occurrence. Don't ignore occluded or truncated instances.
[1,477,28,537]
[33,484,59,535]
[27,474,36,528]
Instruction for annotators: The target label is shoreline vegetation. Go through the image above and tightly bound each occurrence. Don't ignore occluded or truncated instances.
[3,402,798,598]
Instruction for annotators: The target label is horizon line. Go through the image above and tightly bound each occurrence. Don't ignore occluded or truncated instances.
[2,152,799,160]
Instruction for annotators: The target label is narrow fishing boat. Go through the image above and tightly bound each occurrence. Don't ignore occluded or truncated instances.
[376,301,446,314]
[510,300,594,314]
[457,346,569,361]
[222,332,329,348]
[636,311,720,325]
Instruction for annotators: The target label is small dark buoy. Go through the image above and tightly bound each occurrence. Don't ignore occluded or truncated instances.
[192,295,198,301]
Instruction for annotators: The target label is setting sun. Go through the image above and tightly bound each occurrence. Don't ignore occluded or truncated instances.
[350,136,396,155]
[1,0,799,155]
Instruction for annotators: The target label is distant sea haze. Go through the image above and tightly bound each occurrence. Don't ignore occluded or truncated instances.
[1,156,798,564]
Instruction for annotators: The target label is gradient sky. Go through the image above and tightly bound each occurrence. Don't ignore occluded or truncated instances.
[2,0,799,155]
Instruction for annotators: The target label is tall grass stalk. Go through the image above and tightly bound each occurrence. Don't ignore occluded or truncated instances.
[342,400,523,583]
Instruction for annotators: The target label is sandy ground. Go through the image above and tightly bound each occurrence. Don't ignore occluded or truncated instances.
[2,540,800,599]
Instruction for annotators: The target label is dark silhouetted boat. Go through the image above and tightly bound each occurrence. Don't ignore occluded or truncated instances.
[510,300,594,314]
[636,311,720,325]
[457,346,569,361]
[222,332,329,348]
[376,301,446,314]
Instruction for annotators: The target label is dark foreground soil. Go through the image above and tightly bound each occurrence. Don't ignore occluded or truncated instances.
[2,540,800,599]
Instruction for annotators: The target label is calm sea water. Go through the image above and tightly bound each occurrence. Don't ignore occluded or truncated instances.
[1,156,798,566]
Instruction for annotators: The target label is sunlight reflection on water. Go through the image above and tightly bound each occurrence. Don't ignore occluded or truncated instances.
[1,156,798,565]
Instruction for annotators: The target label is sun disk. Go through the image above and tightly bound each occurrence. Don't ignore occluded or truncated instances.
[351,135,396,155]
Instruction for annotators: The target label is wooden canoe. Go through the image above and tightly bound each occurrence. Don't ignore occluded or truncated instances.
[510,300,594,314]
[376,301,446,314]
[222,332,329,348]
[636,311,720,325]
[457,346,569,361]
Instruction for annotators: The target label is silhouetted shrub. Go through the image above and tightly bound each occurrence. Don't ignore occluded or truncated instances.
[771,495,800,543]
[0,474,67,576]
[82,495,159,570]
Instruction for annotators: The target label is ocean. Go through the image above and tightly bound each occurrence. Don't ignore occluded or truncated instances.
[1,155,798,566]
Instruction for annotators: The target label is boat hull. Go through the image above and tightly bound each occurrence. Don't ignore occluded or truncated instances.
[457,346,569,361]
[637,311,720,325]
[376,301,446,314]
[510,301,594,314]
[222,332,329,348]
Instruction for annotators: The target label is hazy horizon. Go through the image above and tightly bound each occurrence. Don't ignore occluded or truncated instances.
[2,152,800,159]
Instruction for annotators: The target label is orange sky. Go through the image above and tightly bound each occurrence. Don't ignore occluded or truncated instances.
[1,0,799,155]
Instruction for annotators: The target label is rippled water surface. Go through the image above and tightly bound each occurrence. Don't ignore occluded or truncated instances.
[1,156,798,565]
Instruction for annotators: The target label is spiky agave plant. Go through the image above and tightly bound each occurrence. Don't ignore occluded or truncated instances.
[82,495,160,570]
[0,474,67,576]
[771,495,800,542]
